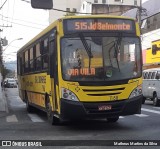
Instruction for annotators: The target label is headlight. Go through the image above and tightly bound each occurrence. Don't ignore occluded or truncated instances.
[129,85,142,99]
[61,88,79,101]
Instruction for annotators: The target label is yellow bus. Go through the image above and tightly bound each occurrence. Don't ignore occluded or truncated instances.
[17,15,142,124]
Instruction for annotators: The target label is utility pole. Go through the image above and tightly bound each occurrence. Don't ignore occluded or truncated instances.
[139,0,142,26]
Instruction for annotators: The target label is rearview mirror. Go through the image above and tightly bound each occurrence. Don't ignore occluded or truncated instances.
[31,0,53,9]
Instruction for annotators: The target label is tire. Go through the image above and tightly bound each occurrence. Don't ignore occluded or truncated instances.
[153,93,159,106]
[142,97,146,104]
[107,116,119,123]
[26,99,35,113]
[46,95,61,125]
[25,92,34,113]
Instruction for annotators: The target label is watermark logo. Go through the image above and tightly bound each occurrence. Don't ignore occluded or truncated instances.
[2,141,11,146]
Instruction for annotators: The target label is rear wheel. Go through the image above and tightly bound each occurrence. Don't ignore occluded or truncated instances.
[153,93,159,106]
[107,116,119,123]
[46,95,61,125]
[26,96,35,113]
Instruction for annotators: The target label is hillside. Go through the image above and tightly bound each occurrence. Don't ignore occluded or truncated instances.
[4,60,17,71]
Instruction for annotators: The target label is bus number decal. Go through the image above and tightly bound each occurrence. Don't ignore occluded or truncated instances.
[35,76,46,83]
[110,96,118,101]
[26,81,33,87]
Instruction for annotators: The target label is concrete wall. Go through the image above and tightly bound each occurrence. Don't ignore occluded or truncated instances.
[80,0,140,6]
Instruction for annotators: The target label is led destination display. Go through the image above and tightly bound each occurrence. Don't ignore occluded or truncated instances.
[64,18,135,33]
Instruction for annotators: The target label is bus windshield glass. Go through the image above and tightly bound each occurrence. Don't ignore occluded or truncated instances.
[61,35,141,82]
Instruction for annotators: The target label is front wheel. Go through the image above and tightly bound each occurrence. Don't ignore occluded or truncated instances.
[153,94,159,106]
[107,117,119,123]
[46,96,61,125]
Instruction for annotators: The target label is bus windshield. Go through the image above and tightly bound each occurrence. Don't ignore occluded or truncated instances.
[61,35,141,82]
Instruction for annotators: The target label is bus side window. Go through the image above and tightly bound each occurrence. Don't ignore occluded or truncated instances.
[17,55,22,75]
[35,43,42,71]
[49,30,57,78]
[24,50,29,73]
[41,38,49,70]
[29,47,34,72]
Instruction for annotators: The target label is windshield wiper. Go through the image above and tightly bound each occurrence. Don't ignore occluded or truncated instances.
[79,33,93,58]
[108,36,122,72]
[114,35,122,72]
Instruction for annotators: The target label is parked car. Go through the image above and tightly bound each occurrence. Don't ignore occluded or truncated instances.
[4,79,17,88]
[142,68,160,106]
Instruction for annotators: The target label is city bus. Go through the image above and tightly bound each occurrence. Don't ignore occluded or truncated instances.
[17,15,143,125]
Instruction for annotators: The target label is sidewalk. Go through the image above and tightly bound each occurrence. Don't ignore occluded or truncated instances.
[0,74,8,116]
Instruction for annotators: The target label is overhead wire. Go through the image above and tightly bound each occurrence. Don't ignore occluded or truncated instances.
[0,14,47,27]
[8,0,15,40]
[0,0,7,9]
[1,18,44,29]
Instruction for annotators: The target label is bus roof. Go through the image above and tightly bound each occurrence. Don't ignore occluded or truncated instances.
[17,15,136,54]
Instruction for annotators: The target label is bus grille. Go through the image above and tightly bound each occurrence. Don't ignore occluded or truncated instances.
[82,87,125,96]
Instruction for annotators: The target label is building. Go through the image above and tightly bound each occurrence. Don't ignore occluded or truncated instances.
[80,0,141,15]
[122,0,160,69]
[49,0,141,23]
[140,0,160,69]
[49,0,81,24]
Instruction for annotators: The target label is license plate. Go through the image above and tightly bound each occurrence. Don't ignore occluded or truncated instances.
[98,105,112,111]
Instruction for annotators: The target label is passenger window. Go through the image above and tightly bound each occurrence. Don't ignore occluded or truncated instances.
[156,71,160,79]
[144,72,148,79]
[42,38,49,70]
[30,47,34,71]
[143,72,146,79]
[35,43,42,70]
[148,72,152,79]
[151,72,156,79]
[24,50,29,73]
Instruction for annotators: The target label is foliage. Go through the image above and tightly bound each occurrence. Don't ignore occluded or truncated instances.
[1,65,14,79]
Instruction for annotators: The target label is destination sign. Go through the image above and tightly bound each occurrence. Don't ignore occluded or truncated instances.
[63,18,135,33]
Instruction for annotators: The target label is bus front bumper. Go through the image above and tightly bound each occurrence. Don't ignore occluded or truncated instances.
[60,96,142,120]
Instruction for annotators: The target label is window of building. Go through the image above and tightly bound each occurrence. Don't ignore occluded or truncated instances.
[147,19,150,29]
[94,0,98,3]
[102,0,106,3]
[134,0,137,6]
[153,16,157,22]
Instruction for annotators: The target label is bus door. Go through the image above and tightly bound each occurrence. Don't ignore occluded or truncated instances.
[49,30,58,111]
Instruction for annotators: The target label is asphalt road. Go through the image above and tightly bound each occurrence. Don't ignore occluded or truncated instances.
[1,88,160,148]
